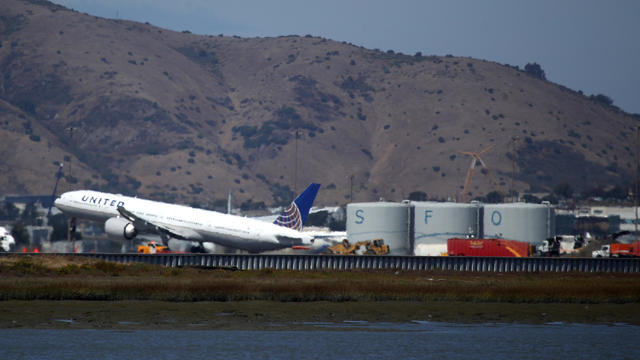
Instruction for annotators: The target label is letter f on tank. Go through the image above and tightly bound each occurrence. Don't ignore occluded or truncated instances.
[425,210,433,224]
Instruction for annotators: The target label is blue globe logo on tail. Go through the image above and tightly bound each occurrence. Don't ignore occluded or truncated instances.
[274,183,321,231]
[274,203,303,230]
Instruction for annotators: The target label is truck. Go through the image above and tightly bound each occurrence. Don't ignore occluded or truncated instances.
[592,242,640,258]
[137,241,171,254]
[447,238,533,257]
[0,227,15,252]
[324,239,390,255]
[536,237,560,257]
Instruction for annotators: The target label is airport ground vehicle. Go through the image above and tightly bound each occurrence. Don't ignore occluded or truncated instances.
[592,242,640,258]
[137,241,171,254]
[324,239,389,255]
[0,227,15,252]
[447,238,533,257]
[536,237,561,257]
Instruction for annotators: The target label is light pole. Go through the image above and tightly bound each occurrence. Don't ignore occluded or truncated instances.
[294,128,299,197]
[635,126,639,242]
[511,136,519,203]
[66,127,74,193]
[349,175,354,203]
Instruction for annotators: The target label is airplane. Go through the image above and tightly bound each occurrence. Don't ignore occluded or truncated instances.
[53,183,321,253]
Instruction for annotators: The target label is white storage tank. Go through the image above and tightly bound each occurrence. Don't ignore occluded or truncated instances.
[346,202,411,255]
[412,202,481,256]
[483,203,555,243]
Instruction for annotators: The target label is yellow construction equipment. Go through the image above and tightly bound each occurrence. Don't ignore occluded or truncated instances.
[137,241,170,254]
[324,239,389,255]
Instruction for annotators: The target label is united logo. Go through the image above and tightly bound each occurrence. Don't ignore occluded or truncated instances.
[274,202,303,230]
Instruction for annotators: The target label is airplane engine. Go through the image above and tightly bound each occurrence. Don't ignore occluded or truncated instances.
[105,217,137,240]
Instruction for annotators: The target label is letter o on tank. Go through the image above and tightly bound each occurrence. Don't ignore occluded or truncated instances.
[491,210,502,226]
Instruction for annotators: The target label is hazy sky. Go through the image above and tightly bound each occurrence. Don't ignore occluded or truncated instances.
[52,0,640,114]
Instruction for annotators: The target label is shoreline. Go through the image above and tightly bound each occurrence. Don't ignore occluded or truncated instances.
[1,255,639,329]
[1,300,639,330]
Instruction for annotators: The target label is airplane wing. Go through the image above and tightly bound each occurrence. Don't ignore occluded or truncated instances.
[117,206,203,241]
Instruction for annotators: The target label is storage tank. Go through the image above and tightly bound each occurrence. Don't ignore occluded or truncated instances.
[346,202,411,255]
[483,203,555,243]
[412,202,482,256]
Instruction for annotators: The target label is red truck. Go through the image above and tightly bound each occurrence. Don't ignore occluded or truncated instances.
[633,242,640,257]
[447,238,533,257]
[592,242,640,258]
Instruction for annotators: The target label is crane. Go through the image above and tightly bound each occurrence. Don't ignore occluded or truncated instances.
[459,144,496,202]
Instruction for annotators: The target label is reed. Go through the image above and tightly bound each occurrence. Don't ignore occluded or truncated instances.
[0,256,639,304]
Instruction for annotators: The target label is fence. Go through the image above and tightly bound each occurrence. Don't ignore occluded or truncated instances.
[47,253,640,273]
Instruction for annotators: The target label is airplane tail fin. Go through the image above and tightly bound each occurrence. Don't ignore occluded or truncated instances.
[273,183,321,231]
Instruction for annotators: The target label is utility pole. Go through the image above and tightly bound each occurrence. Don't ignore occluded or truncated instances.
[66,127,74,193]
[349,175,354,203]
[294,128,298,197]
[635,126,639,242]
[511,136,519,203]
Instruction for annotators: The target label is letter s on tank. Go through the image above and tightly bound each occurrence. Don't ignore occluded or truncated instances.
[355,209,365,224]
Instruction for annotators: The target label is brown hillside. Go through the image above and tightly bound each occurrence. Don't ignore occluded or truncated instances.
[0,0,637,208]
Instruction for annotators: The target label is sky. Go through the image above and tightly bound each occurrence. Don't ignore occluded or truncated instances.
[52,0,640,114]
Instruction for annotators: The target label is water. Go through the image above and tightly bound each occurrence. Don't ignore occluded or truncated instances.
[0,322,638,360]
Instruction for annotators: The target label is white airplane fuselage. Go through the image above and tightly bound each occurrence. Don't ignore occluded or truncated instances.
[54,190,313,253]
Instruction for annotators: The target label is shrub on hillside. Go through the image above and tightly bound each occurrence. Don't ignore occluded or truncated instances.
[408,191,428,201]
[524,62,546,80]
[589,94,614,106]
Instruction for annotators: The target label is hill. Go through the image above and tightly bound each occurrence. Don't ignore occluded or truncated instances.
[1,0,638,208]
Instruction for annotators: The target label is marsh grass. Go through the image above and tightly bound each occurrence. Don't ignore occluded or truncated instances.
[0,255,639,303]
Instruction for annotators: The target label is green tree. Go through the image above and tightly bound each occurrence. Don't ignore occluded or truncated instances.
[590,94,614,106]
[408,191,428,201]
[48,213,69,241]
[20,202,39,225]
[0,202,20,220]
[541,194,558,204]
[581,186,605,199]
[328,215,346,231]
[522,194,541,203]
[306,210,329,227]
[553,183,574,199]
[485,191,504,204]
[605,185,628,200]
[10,222,29,246]
[524,62,546,80]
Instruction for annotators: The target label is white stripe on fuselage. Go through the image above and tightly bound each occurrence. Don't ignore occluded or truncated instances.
[54,190,311,252]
